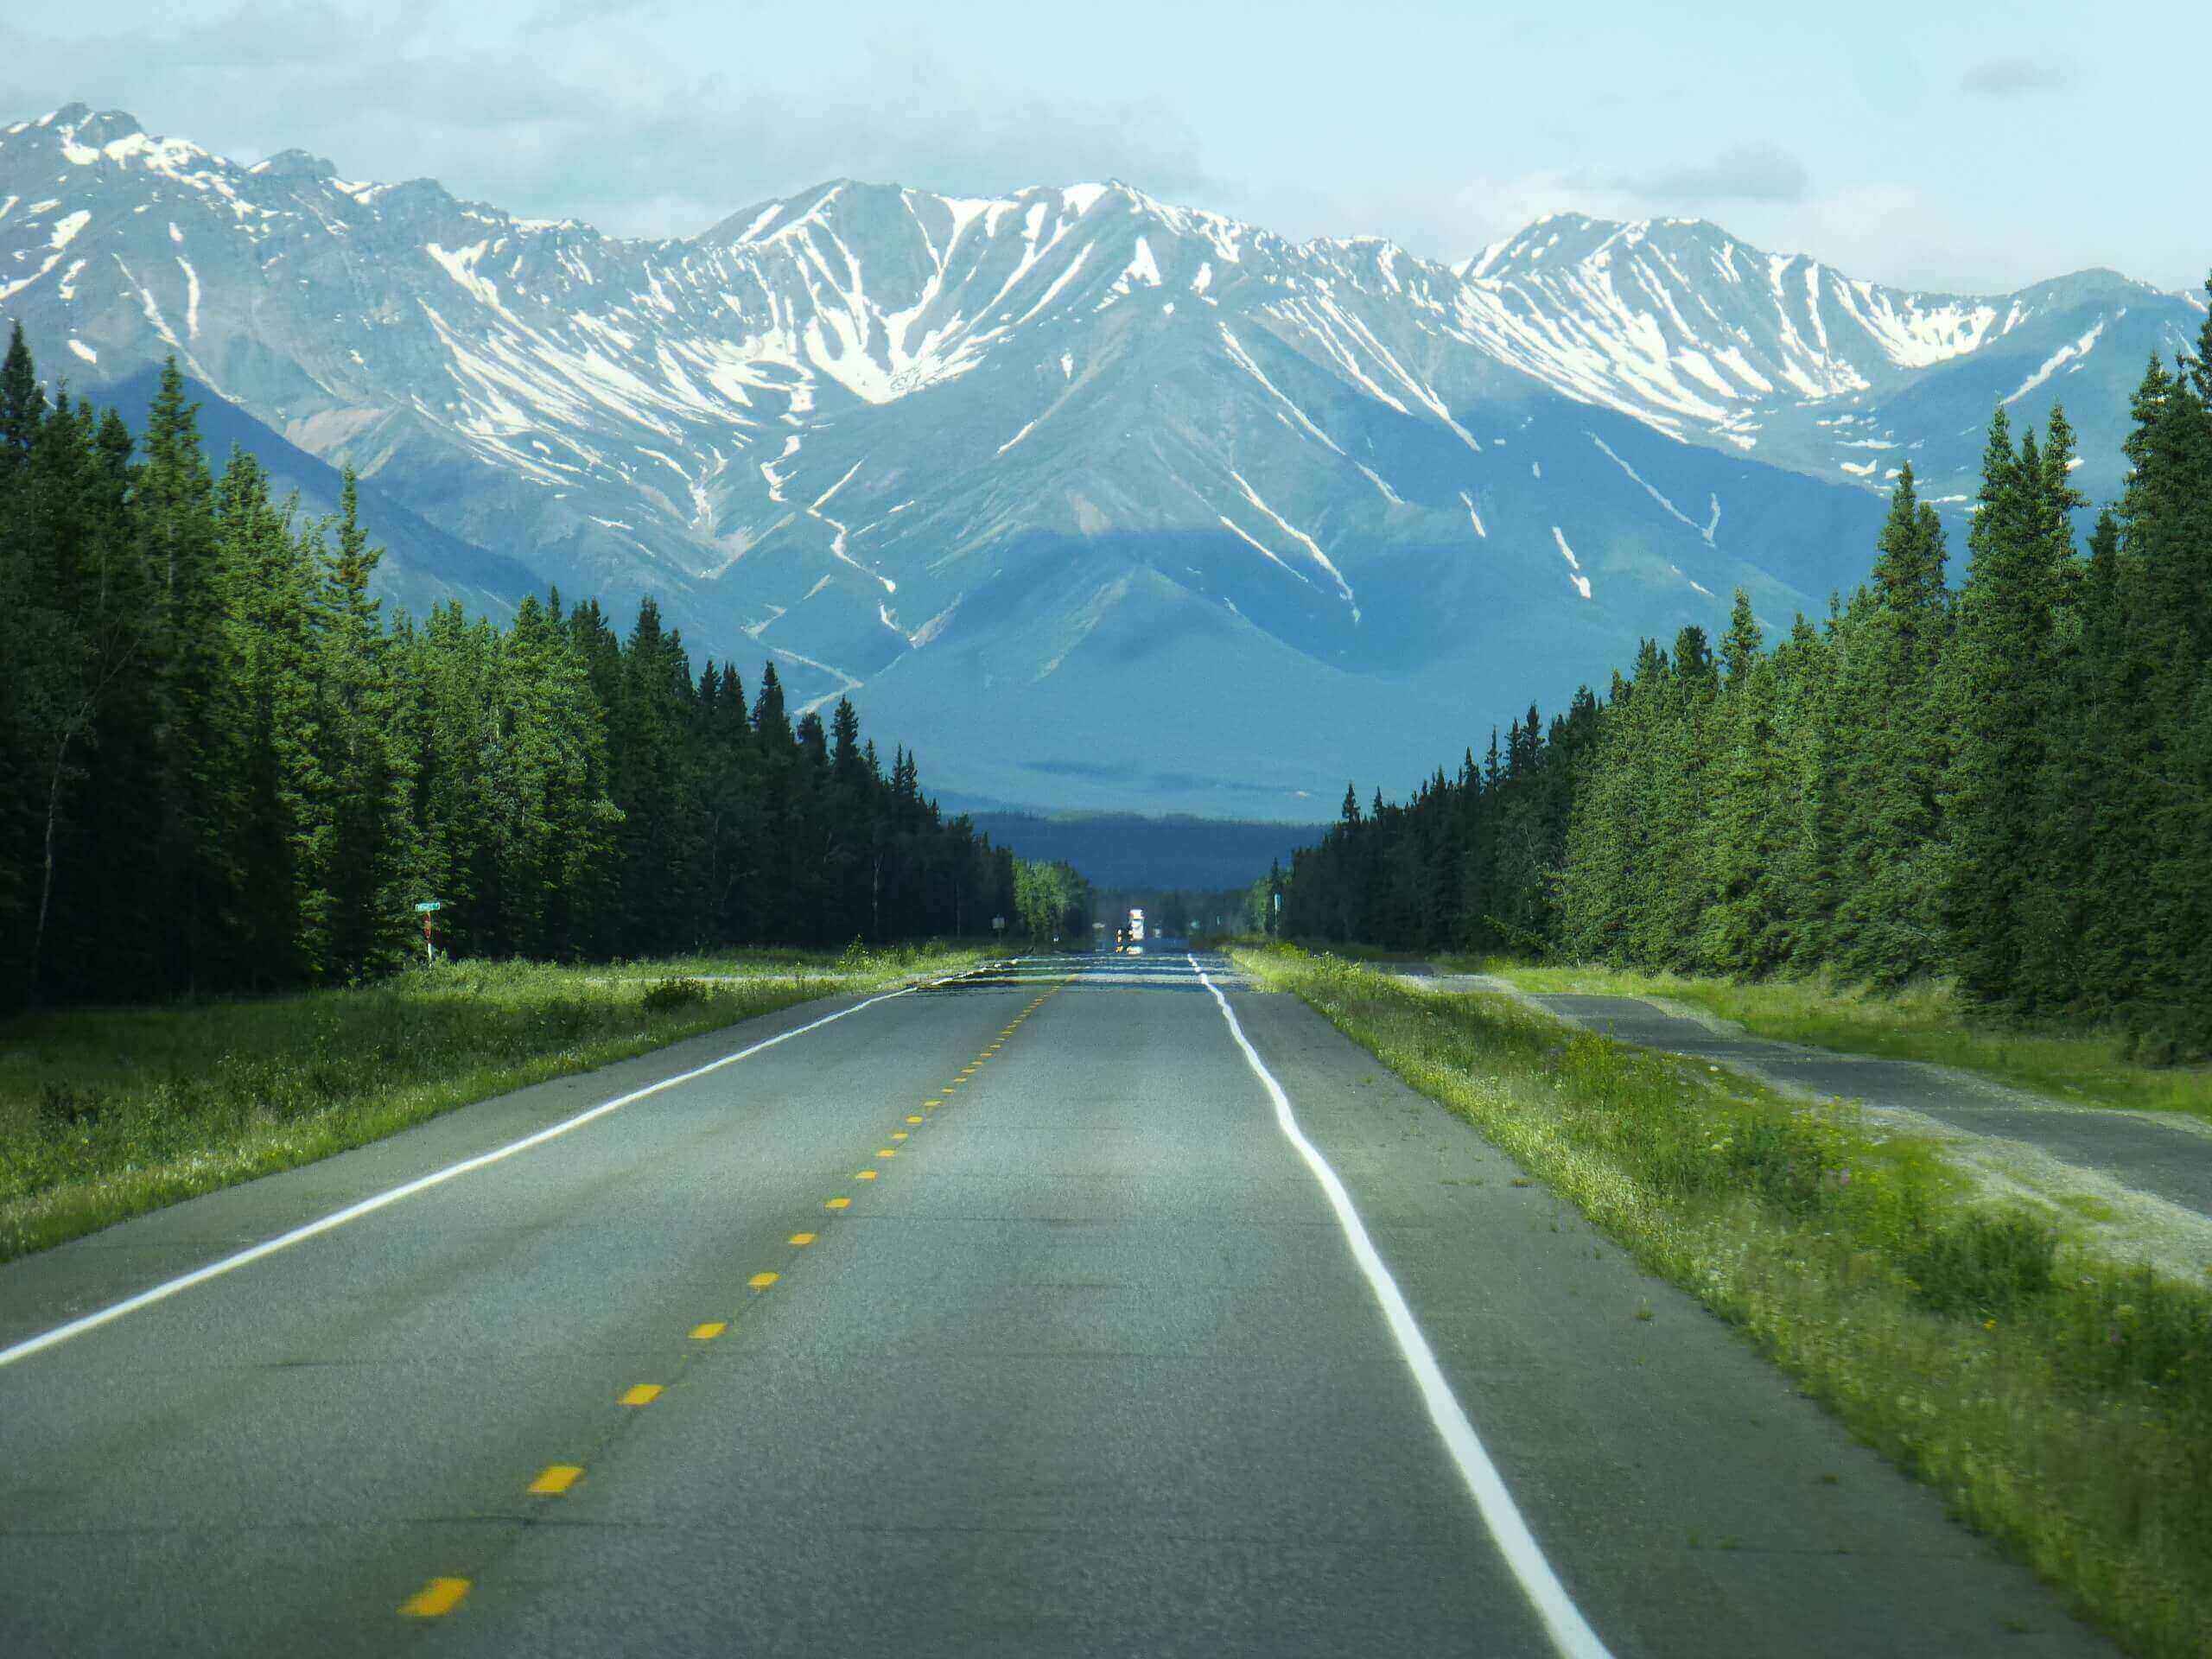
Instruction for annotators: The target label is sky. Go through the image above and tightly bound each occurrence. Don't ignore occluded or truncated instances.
[3,0,2206,296]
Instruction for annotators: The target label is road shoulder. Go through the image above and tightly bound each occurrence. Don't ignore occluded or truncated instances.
[1409,974,2212,1276]
[1224,985,2120,1659]
[0,984,900,1354]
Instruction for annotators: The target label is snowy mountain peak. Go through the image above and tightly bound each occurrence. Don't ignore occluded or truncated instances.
[250,148,339,181]
[2,100,2196,816]
[54,105,146,147]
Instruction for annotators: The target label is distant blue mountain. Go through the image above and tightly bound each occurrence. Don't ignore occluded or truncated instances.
[7,103,2199,817]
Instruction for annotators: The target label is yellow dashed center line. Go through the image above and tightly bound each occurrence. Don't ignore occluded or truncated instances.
[399,1579,471,1618]
[401,986,1081,1630]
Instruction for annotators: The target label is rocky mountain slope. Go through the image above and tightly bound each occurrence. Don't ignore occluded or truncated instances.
[5,104,2199,815]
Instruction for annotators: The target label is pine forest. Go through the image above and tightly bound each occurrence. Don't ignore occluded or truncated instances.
[0,329,1026,1005]
[1283,289,2212,1055]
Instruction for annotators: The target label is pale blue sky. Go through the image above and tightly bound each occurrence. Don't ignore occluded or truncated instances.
[6,0,2206,294]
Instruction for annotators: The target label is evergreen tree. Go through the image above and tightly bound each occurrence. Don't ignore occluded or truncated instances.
[315,471,415,977]
[1829,467,1954,983]
[1697,594,1794,974]
[139,359,232,993]
[1944,408,2082,1016]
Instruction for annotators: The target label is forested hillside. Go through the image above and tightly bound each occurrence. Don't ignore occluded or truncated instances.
[969,814,1329,893]
[0,331,1015,1005]
[1284,289,2212,1054]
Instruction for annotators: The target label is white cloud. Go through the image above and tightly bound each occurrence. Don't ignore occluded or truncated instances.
[1445,143,1811,246]
[1619,143,1808,203]
[1960,57,2072,98]
[0,10,1213,240]
[1431,165,1991,293]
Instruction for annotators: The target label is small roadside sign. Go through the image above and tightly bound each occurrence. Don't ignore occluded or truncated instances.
[415,899,443,912]
[416,899,442,965]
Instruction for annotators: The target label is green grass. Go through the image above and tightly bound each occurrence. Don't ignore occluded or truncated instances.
[1236,945,2212,1659]
[564,942,902,978]
[1447,958,2212,1124]
[0,944,987,1264]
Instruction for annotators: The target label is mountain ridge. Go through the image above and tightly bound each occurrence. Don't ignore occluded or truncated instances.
[5,100,2198,817]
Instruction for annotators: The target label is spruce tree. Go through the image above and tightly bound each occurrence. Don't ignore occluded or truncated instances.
[138,359,233,991]
[1944,407,2082,1016]
[315,470,414,977]
[0,321,46,473]
[1831,467,1954,983]
[1698,593,1794,974]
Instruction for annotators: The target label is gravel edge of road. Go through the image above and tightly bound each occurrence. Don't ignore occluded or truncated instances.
[1403,971,2212,1281]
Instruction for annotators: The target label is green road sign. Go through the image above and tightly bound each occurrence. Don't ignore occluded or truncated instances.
[415,899,443,912]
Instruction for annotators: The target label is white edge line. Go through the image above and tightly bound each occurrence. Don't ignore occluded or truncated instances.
[0,979,941,1371]
[1188,954,1614,1659]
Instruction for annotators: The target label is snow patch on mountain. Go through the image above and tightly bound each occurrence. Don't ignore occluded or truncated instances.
[1230,470,1359,620]
[1217,325,1346,458]
[1552,526,1593,600]
[176,257,200,337]
[1589,433,1707,542]
[1217,514,1306,584]
[2004,318,2108,404]
[2,102,2190,817]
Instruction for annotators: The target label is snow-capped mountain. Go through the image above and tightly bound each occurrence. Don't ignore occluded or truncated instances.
[1458,216,2200,509]
[5,104,2199,817]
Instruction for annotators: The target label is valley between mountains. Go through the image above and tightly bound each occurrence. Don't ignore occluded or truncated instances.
[3,102,2202,814]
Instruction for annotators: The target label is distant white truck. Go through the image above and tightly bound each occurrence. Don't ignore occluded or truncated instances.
[1121,907,1146,953]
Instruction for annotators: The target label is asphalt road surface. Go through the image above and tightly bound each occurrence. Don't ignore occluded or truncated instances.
[0,954,2117,1656]
[1481,988,2212,1220]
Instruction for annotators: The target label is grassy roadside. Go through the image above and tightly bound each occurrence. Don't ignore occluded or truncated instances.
[0,944,988,1264]
[1236,945,2211,1659]
[1449,958,2212,1125]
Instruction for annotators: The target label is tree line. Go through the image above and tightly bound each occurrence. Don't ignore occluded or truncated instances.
[0,332,1024,1005]
[1012,858,1095,944]
[1283,293,2212,1055]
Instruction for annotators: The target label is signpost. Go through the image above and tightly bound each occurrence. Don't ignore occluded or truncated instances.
[415,899,443,965]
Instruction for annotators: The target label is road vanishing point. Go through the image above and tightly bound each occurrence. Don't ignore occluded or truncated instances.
[0,954,2118,1656]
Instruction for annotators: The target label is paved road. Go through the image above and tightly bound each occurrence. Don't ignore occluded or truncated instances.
[1436,982,2212,1220]
[0,955,2115,1656]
